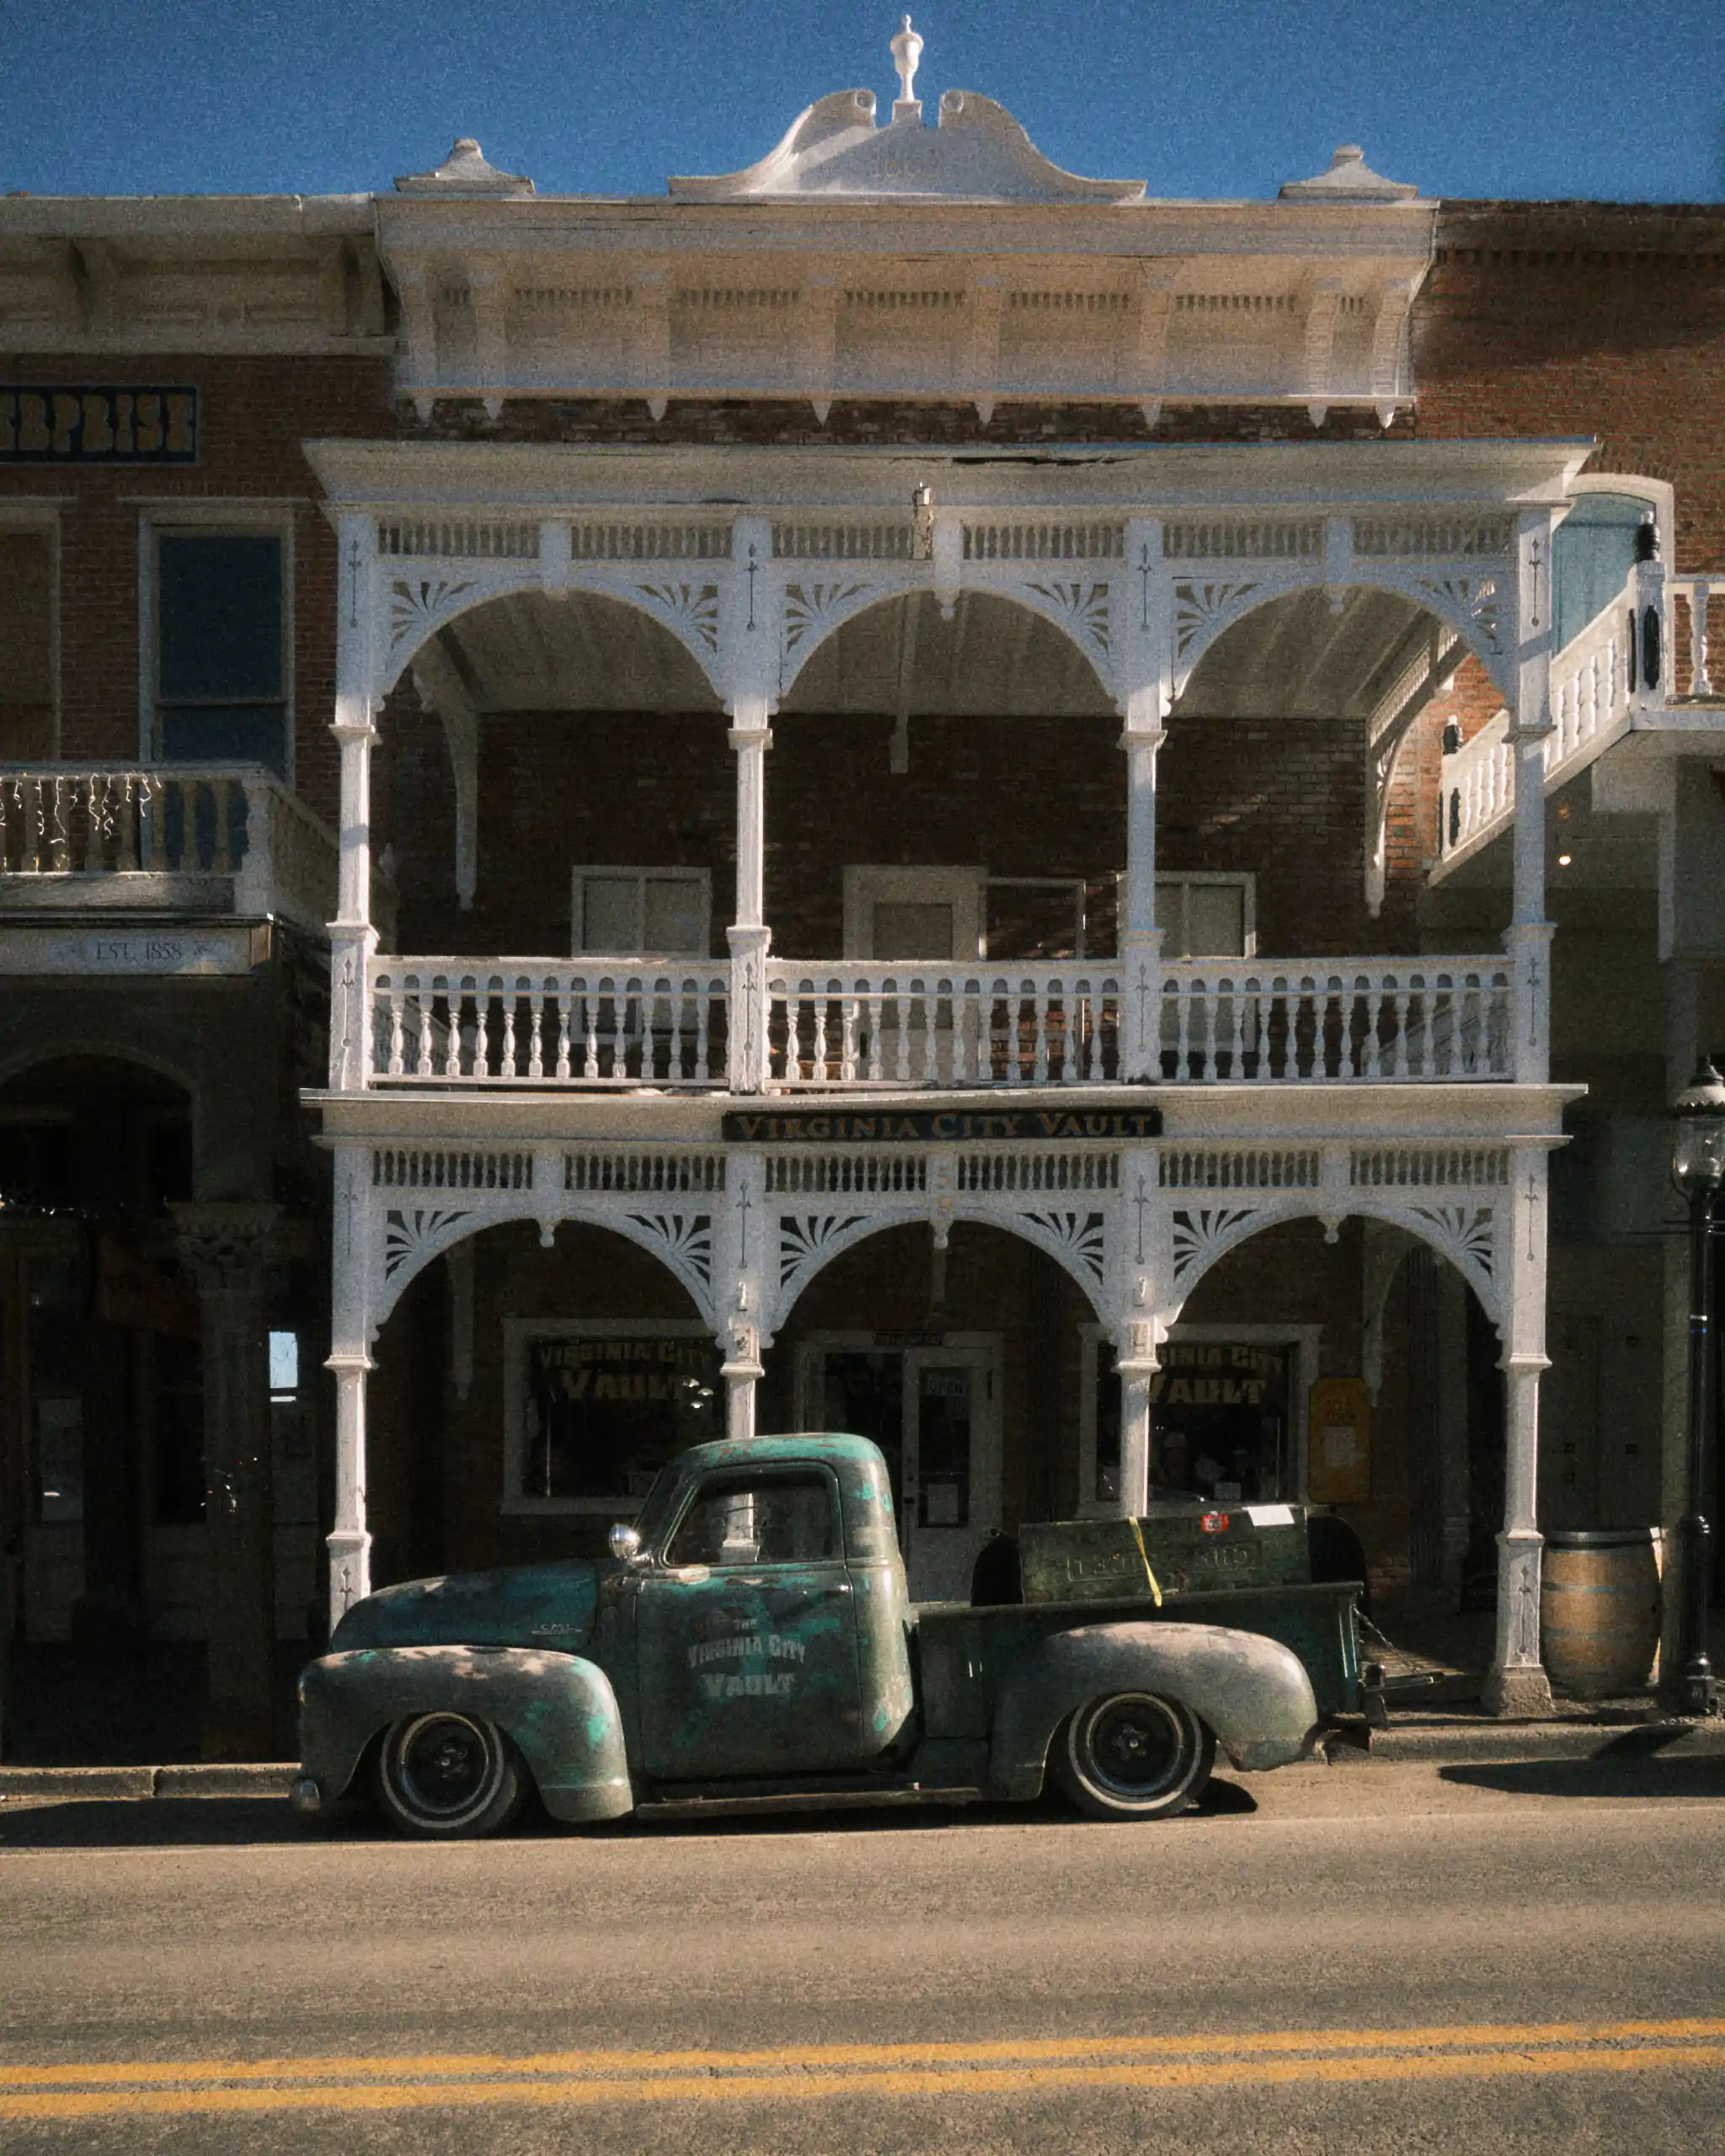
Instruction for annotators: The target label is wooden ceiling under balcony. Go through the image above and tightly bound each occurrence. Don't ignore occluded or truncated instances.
[426,582,1438,726]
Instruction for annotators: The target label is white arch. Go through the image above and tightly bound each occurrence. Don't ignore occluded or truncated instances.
[768,1201,1108,1339]
[1158,1194,1502,1334]
[1172,568,1516,706]
[376,567,728,704]
[370,1202,718,1336]
[776,578,1117,706]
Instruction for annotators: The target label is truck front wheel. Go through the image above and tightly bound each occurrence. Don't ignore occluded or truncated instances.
[376,1711,527,1838]
[1055,1693,1215,1821]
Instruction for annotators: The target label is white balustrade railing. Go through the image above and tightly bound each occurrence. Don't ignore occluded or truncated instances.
[766,964,1121,1086]
[1439,572,1637,865]
[370,960,731,1086]
[0,762,336,932]
[1669,577,1717,699]
[1160,958,1514,1082]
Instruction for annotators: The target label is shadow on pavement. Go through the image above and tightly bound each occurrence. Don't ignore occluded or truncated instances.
[0,1774,1258,1850]
[1439,1754,1725,1801]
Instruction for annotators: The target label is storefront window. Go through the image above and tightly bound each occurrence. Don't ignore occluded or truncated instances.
[1083,1330,1303,1511]
[505,1322,721,1512]
[1152,1341,1293,1502]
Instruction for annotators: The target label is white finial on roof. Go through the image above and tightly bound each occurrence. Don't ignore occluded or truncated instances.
[890,15,924,120]
[394,135,534,195]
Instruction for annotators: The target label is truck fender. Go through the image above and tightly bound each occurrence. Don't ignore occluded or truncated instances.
[987,1621,1320,1798]
[298,1645,634,1824]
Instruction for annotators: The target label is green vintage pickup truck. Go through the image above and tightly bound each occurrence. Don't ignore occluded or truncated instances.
[293,1433,1362,1838]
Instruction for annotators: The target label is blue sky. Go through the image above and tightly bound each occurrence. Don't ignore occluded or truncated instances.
[4,0,1722,203]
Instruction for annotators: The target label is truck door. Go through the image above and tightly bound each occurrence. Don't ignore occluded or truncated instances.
[633,1464,866,1782]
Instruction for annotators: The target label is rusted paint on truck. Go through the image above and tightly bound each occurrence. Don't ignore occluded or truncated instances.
[295,1433,1343,1836]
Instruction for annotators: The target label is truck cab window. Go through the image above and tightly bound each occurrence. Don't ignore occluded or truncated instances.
[667,1475,839,1567]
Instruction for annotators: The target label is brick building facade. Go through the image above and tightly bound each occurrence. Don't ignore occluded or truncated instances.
[2,33,1721,1756]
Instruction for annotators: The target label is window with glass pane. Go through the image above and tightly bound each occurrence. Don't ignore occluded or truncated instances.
[0,529,55,758]
[156,532,286,772]
[519,1330,722,1504]
[573,868,709,956]
[873,903,954,959]
[667,1473,839,1566]
[1156,876,1251,958]
[917,1367,973,1528]
[1552,494,1651,654]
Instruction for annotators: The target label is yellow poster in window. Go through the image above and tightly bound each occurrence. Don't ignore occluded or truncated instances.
[1308,1377,1372,1503]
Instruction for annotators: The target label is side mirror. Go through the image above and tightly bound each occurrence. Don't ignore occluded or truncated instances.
[609,1522,644,1564]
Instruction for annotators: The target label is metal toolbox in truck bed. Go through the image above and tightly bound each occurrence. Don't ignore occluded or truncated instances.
[1135,1501,1313,1596]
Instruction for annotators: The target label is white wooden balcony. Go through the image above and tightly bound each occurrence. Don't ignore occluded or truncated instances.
[1434,561,1717,875]
[363,952,1519,1090]
[0,763,339,937]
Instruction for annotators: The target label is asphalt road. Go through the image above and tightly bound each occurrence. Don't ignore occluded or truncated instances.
[3,1754,1724,2153]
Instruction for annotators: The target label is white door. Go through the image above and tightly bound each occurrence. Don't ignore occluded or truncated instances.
[798,1335,1002,1603]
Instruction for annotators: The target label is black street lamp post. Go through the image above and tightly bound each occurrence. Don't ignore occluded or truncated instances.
[1665,1057,1725,1716]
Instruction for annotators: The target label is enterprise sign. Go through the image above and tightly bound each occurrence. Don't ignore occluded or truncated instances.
[721,1107,1162,1143]
[0,387,199,463]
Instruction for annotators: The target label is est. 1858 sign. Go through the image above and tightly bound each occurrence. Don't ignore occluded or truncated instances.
[0,387,199,463]
[721,1107,1163,1143]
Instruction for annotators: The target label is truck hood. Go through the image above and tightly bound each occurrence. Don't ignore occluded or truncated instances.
[330,1560,603,1654]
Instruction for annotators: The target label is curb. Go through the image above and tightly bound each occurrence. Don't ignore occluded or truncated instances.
[1324,1718,1725,1768]
[0,1764,296,1800]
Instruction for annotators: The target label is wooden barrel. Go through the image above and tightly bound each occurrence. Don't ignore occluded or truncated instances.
[1541,1529,1664,1699]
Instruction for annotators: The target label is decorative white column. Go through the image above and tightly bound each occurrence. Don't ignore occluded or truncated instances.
[324,1145,374,1630]
[1119,726,1167,1082]
[329,510,378,1093]
[1118,519,1170,1081]
[1114,1346,1156,1518]
[724,513,777,1095]
[1109,1145,1167,1516]
[1484,1144,1555,1716]
[718,1150,768,1444]
[1507,510,1557,1084]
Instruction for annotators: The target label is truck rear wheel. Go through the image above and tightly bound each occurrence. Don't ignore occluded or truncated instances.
[1055,1692,1215,1821]
[376,1711,526,1838]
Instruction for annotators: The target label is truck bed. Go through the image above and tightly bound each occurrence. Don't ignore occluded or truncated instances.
[911,1581,1362,1739]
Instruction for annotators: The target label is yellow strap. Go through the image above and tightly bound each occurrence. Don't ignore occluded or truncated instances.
[1128,1518,1163,1608]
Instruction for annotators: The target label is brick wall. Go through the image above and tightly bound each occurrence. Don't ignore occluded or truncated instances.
[0,354,393,826]
[1413,205,1725,573]
[379,697,1422,958]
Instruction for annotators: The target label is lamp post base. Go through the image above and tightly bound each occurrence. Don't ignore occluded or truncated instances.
[1658,1666,1719,1719]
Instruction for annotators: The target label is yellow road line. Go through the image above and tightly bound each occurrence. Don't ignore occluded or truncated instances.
[2,2041,1724,2121]
[3,2018,1725,2089]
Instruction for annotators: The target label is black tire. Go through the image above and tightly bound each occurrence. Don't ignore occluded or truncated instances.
[376,1711,526,1838]
[1054,1692,1215,1821]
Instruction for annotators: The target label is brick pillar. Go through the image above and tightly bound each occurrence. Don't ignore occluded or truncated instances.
[174,1202,280,1759]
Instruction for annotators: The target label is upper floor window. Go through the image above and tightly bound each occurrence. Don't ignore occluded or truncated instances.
[152,528,287,775]
[572,866,710,956]
[0,524,56,759]
[1157,873,1254,958]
